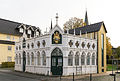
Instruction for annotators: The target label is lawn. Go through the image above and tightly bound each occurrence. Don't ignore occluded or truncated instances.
[107,64,118,71]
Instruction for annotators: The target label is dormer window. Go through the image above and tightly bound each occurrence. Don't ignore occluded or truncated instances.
[20,28,23,33]
[28,30,31,34]
[36,31,39,36]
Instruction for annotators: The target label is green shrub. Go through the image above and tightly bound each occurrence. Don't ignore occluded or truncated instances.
[107,59,112,64]
[1,62,15,68]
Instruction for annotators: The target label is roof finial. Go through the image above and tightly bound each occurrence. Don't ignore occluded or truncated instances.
[56,13,59,25]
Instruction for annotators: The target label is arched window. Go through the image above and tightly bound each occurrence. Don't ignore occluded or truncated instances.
[92,53,95,65]
[16,46,18,50]
[87,53,90,65]
[22,38,26,48]
[31,43,34,48]
[68,51,73,66]
[81,52,85,65]
[42,51,46,65]
[19,54,21,64]
[37,51,40,65]
[19,45,21,50]
[37,41,40,48]
[75,52,79,66]
[31,52,34,65]
[27,43,30,49]
[27,53,30,65]
[16,54,18,64]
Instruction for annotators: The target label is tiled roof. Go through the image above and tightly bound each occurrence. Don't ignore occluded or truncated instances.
[65,21,107,35]
[0,18,37,36]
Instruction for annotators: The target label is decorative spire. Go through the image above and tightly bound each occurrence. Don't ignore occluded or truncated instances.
[85,10,89,25]
[51,19,52,29]
[55,13,59,25]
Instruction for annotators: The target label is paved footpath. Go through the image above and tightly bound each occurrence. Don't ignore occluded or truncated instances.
[0,68,120,81]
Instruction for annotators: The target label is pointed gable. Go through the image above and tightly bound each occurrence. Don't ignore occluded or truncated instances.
[65,21,107,35]
[85,11,89,25]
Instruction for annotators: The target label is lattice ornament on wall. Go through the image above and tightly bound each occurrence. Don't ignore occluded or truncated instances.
[69,40,73,47]
[81,42,85,48]
[75,41,79,48]
[92,43,95,49]
[87,43,90,49]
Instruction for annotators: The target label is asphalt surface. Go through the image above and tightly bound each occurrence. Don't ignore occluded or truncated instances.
[0,68,120,81]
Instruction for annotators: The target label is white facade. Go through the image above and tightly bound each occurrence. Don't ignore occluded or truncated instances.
[15,21,97,76]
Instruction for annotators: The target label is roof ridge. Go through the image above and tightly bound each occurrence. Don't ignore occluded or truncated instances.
[82,21,103,27]
[0,18,37,28]
[67,21,106,35]
[0,18,21,24]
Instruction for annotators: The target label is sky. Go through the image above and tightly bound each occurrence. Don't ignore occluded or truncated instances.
[0,0,119,47]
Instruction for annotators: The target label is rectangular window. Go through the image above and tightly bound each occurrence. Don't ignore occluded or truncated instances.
[20,28,23,33]
[101,34,104,67]
[7,56,12,62]
[52,58,56,66]
[28,30,31,34]
[58,58,62,66]
[36,31,39,36]
[7,35,11,40]
[8,46,12,50]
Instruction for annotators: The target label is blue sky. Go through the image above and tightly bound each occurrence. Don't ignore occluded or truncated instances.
[0,0,119,47]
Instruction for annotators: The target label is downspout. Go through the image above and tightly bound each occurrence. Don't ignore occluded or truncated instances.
[97,32,99,73]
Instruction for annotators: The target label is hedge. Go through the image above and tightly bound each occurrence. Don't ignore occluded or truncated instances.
[107,59,120,64]
[1,62,15,68]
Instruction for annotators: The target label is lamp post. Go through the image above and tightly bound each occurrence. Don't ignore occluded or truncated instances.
[116,55,120,74]
[110,55,114,76]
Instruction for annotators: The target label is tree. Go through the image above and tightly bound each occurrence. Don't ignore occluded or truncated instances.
[63,17,85,30]
[106,37,112,59]
[115,46,120,59]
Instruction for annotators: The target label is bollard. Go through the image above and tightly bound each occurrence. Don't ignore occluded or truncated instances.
[60,75,61,81]
[73,73,74,81]
[114,74,116,81]
[90,74,92,81]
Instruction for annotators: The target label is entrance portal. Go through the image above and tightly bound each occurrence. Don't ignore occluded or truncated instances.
[23,51,26,72]
[51,48,63,75]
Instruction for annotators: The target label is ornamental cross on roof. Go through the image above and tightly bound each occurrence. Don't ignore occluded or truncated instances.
[56,13,58,25]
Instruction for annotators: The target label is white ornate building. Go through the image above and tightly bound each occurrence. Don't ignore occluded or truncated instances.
[15,14,98,76]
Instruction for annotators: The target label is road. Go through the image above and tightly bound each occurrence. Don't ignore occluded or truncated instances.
[0,68,120,81]
[0,72,38,81]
